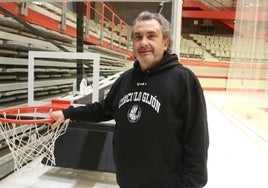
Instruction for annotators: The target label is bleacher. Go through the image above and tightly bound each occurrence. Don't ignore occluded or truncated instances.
[180,36,217,61]
[181,34,268,62]
[191,34,232,61]
[0,2,132,107]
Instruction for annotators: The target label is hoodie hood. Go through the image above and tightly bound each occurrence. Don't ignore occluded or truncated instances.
[133,53,180,75]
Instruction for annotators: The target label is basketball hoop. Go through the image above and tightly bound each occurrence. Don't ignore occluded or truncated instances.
[0,105,69,172]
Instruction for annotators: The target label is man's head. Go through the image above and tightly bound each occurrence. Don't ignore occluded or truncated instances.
[131,11,173,71]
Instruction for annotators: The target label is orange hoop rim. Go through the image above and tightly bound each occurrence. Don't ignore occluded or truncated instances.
[0,106,64,124]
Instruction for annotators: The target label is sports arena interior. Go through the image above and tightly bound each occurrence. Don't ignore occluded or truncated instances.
[0,0,268,187]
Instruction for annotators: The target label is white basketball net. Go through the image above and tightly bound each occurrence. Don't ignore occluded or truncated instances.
[0,106,69,172]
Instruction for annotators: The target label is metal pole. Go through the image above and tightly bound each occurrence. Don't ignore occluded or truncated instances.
[76,2,84,91]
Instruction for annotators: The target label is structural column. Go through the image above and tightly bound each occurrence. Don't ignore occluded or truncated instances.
[171,0,183,55]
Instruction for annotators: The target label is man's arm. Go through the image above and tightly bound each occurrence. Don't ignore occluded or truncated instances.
[180,72,209,188]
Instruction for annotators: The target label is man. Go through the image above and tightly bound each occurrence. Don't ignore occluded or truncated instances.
[50,11,209,188]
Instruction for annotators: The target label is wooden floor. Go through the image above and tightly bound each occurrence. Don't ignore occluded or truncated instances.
[205,92,268,188]
[0,157,119,188]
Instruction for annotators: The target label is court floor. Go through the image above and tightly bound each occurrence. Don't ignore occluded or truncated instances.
[1,92,268,188]
[205,92,268,188]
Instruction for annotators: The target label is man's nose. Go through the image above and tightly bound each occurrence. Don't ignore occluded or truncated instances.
[140,36,149,45]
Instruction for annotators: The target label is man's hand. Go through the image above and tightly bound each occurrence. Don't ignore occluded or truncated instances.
[48,110,67,129]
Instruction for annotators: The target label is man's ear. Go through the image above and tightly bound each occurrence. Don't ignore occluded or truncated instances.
[163,38,170,49]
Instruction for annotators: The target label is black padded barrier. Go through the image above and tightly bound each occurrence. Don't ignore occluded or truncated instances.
[44,121,116,172]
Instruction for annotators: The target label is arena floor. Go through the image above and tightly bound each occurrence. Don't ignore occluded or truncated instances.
[1,91,268,188]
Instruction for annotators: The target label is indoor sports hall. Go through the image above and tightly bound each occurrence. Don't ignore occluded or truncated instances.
[0,1,268,188]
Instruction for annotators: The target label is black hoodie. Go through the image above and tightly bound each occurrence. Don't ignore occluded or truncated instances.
[63,54,209,188]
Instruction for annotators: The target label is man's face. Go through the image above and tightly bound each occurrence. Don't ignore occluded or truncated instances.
[132,19,169,72]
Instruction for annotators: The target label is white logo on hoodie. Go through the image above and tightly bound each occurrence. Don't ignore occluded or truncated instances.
[127,105,142,123]
[119,91,161,113]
